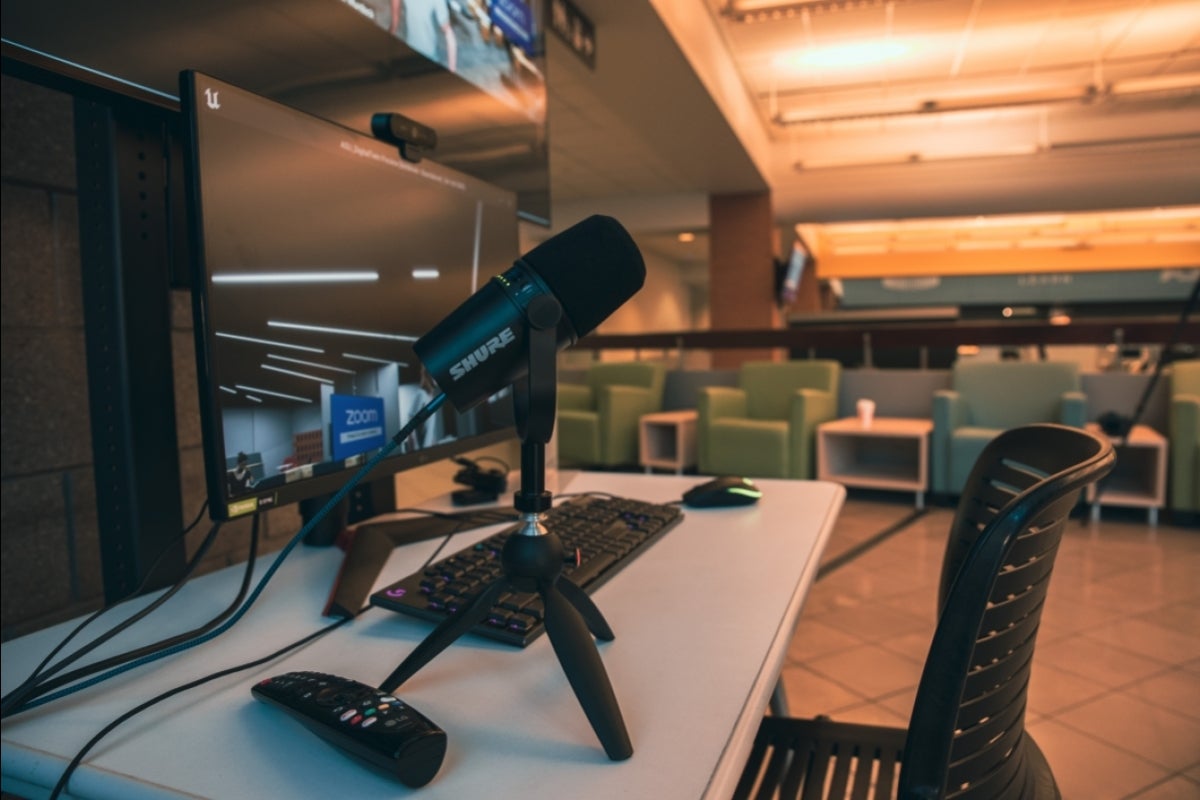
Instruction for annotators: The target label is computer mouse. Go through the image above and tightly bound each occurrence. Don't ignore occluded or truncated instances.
[681,476,763,508]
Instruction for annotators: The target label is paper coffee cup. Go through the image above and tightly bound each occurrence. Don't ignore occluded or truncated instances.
[857,398,876,428]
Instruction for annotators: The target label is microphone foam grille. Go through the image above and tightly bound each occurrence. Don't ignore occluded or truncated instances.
[521,215,645,338]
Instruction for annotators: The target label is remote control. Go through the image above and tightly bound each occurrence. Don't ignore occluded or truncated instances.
[251,671,447,787]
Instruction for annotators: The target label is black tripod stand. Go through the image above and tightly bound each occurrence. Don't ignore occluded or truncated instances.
[379,295,633,760]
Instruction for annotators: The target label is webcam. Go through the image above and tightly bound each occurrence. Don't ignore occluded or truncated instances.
[371,112,437,163]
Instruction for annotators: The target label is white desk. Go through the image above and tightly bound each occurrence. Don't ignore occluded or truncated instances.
[2,472,844,800]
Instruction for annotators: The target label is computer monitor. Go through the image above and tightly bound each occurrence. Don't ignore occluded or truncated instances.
[180,71,518,521]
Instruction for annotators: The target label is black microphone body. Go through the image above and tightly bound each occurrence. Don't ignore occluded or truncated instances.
[414,215,645,411]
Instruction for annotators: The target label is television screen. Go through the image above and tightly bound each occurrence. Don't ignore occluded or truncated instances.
[181,71,519,520]
[2,0,550,223]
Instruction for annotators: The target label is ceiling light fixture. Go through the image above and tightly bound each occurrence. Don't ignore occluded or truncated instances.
[234,384,313,403]
[723,0,903,23]
[677,232,696,243]
[215,331,324,353]
[795,144,1038,171]
[268,320,419,342]
[212,271,379,284]
[779,40,910,70]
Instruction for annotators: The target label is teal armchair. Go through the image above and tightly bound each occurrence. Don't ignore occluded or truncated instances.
[697,360,840,480]
[932,360,1087,495]
[1169,359,1200,516]
[557,362,666,467]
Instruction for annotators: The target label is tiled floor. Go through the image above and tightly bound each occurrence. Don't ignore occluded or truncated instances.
[778,492,1200,800]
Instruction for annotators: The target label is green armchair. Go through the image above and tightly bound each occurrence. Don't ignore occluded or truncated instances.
[932,360,1087,495]
[557,362,667,468]
[1169,359,1200,516]
[697,360,840,480]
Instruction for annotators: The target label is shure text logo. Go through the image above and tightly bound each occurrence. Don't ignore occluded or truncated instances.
[450,328,517,381]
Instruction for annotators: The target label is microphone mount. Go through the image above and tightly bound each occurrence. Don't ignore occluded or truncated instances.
[380,293,633,761]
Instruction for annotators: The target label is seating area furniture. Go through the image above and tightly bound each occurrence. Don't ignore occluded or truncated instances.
[698,360,840,480]
[817,417,933,509]
[1086,423,1168,525]
[639,409,699,474]
[557,361,666,468]
[734,423,1115,800]
[1169,359,1200,517]
[932,361,1087,495]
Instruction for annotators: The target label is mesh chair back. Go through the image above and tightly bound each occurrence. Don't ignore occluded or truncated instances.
[901,424,1115,799]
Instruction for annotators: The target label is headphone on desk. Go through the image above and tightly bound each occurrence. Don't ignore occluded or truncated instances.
[451,456,508,504]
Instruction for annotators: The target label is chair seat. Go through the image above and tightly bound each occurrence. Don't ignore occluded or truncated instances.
[736,716,1062,800]
[708,418,789,478]
[734,715,906,800]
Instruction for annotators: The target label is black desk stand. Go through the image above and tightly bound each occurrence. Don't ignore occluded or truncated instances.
[379,296,633,761]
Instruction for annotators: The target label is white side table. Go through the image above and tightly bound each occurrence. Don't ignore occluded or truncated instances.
[639,409,699,474]
[1085,422,1168,525]
[817,417,933,509]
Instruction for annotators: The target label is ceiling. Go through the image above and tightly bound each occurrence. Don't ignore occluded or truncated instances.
[543,0,1200,262]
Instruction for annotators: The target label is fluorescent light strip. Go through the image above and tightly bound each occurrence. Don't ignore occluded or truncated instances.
[218,385,239,395]
[261,364,334,385]
[411,267,440,280]
[245,395,263,403]
[267,353,356,374]
[343,353,410,366]
[268,320,418,342]
[216,331,324,353]
[213,271,379,284]
[234,384,313,403]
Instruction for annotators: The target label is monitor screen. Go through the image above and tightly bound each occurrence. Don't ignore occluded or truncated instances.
[181,71,518,521]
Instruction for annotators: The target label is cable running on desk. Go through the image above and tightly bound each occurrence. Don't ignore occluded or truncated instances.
[370,494,684,647]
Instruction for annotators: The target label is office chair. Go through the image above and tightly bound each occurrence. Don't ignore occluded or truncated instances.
[734,423,1115,800]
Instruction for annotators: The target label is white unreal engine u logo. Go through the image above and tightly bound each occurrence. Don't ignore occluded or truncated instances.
[449,327,517,381]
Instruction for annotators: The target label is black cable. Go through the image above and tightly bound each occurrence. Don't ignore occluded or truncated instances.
[17,393,448,712]
[48,614,355,800]
[3,513,259,717]
[15,500,210,689]
[1,503,221,718]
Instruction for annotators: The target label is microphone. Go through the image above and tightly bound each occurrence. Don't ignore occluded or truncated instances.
[414,215,645,411]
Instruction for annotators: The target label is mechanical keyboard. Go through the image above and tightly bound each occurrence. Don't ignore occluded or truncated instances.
[370,494,684,647]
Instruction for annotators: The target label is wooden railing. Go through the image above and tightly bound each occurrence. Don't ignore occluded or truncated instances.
[577,316,1196,356]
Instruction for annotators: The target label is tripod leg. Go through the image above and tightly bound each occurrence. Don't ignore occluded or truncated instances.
[556,576,615,641]
[540,580,633,760]
[380,579,507,693]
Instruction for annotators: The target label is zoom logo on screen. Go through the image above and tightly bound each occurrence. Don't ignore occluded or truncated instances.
[331,394,386,461]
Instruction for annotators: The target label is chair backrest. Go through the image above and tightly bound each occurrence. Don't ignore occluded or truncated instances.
[952,361,1080,428]
[738,360,841,420]
[900,424,1115,800]
[586,361,666,401]
[1172,358,1200,397]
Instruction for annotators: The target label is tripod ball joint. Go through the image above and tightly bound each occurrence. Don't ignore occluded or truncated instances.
[502,531,565,587]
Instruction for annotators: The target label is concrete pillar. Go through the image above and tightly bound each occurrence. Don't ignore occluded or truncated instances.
[708,191,784,368]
